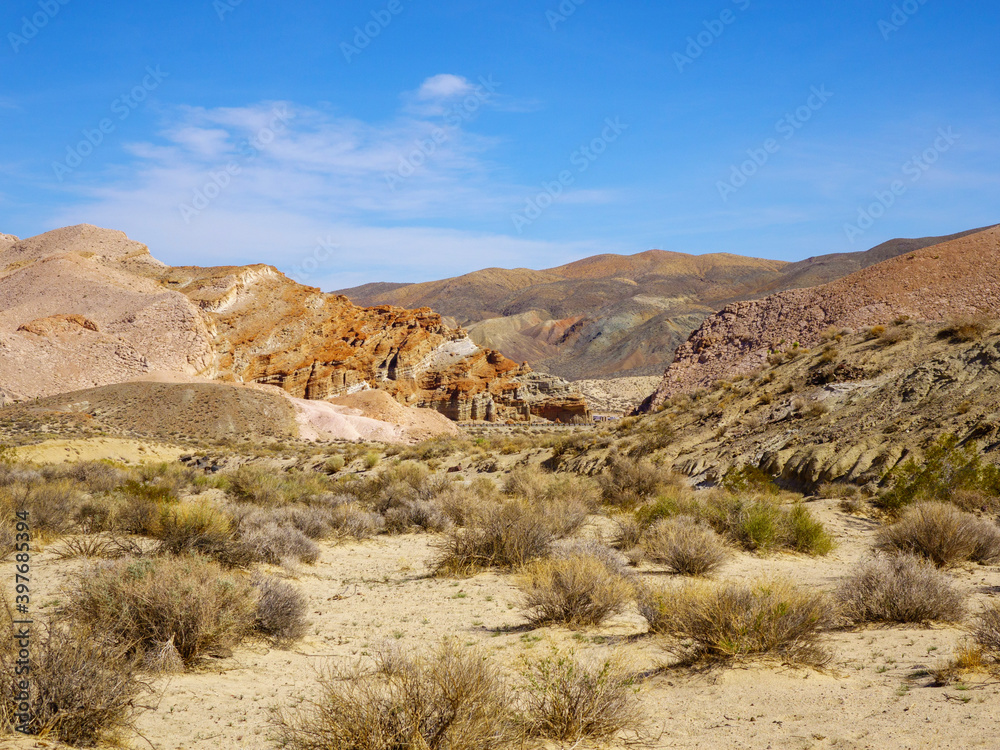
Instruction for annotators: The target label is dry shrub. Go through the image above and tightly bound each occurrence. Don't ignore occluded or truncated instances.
[0,617,149,747]
[504,466,600,510]
[551,539,631,577]
[326,500,384,540]
[434,501,554,575]
[598,455,672,510]
[517,554,633,628]
[645,578,833,665]
[836,554,966,624]
[226,464,283,505]
[252,574,308,644]
[1,479,82,536]
[939,314,993,343]
[273,641,515,750]
[51,534,143,560]
[875,502,1000,568]
[519,650,640,743]
[157,500,234,554]
[68,555,258,666]
[239,521,320,566]
[876,324,913,347]
[435,481,499,527]
[65,460,126,494]
[641,516,729,576]
[972,601,1000,659]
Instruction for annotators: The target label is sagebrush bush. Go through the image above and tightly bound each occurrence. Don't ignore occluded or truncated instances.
[239,520,321,566]
[434,501,555,575]
[641,516,729,576]
[68,555,258,666]
[519,651,640,743]
[836,554,966,624]
[273,641,516,750]
[875,502,1000,568]
[517,554,633,628]
[643,578,833,665]
[252,574,308,644]
[0,479,82,536]
[0,612,147,746]
[938,314,993,343]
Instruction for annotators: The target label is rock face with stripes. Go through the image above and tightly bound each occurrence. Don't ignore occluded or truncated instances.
[0,224,590,423]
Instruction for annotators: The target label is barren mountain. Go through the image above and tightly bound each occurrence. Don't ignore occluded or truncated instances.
[0,225,589,424]
[337,229,987,379]
[643,224,1000,409]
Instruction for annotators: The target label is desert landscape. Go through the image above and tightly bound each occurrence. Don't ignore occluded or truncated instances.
[4,4,1000,748]
[3,224,1000,750]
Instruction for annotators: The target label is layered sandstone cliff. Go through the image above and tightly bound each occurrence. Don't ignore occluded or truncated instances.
[0,225,590,423]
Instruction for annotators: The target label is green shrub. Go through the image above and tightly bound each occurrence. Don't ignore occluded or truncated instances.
[877,435,1000,513]
[720,465,780,496]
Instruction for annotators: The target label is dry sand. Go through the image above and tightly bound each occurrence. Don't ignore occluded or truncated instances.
[19,496,1000,749]
[15,437,186,464]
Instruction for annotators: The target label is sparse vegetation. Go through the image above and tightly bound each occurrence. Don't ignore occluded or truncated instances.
[938,314,993,343]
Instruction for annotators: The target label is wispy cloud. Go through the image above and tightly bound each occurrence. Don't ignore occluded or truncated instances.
[48,75,617,286]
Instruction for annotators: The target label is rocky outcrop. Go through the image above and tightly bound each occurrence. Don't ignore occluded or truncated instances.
[0,225,589,423]
[642,225,1000,409]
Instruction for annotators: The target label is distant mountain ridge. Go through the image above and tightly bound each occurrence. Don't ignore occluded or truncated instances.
[338,227,993,379]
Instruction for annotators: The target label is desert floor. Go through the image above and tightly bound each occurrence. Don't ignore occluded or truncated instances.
[17,495,1000,750]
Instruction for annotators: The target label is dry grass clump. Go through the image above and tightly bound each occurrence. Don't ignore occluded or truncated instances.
[938,314,993,343]
[836,554,966,624]
[641,516,730,576]
[519,650,640,743]
[433,501,556,575]
[252,574,308,644]
[273,641,516,750]
[875,502,1000,568]
[642,578,833,665]
[551,539,631,577]
[0,615,149,747]
[517,554,633,628]
[68,555,259,666]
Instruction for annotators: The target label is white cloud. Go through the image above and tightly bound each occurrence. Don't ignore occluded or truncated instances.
[47,90,617,287]
[415,74,476,101]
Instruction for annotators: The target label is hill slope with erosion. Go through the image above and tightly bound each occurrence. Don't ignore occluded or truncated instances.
[558,320,1000,489]
[338,229,987,379]
[0,225,588,424]
[644,225,1000,407]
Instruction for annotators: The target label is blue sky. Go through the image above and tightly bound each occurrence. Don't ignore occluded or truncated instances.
[1,0,997,288]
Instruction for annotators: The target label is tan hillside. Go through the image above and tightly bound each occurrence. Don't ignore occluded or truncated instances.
[337,231,986,379]
[645,225,1000,407]
[0,225,589,424]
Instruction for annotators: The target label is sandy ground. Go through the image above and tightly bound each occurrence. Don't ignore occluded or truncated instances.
[15,437,186,464]
[17,497,1000,750]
